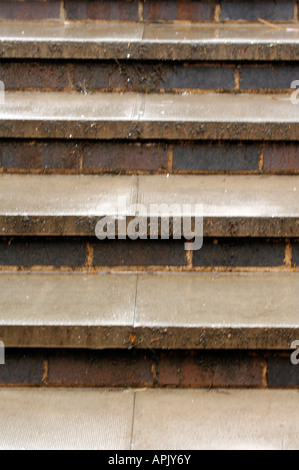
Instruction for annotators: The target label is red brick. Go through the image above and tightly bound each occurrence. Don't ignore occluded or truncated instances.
[0,141,81,171]
[48,350,155,387]
[65,0,139,21]
[83,142,168,172]
[264,144,299,172]
[144,0,215,21]
[0,350,45,385]
[0,1,61,20]
[158,351,263,388]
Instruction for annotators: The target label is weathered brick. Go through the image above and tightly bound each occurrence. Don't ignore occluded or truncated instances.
[264,144,299,172]
[83,142,168,172]
[65,0,139,21]
[93,240,187,266]
[158,64,235,90]
[221,0,295,21]
[193,238,286,267]
[144,0,215,21]
[72,62,111,91]
[292,240,299,267]
[41,142,82,170]
[268,354,299,387]
[109,63,229,91]
[239,64,299,90]
[0,349,45,385]
[48,350,155,387]
[0,61,71,91]
[173,143,259,172]
[0,141,81,171]
[47,350,263,387]
[0,238,87,267]
[158,351,263,388]
[0,141,42,170]
[0,61,235,93]
[0,0,61,21]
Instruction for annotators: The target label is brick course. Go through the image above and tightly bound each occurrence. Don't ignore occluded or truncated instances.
[221,0,295,21]
[0,349,297,388]
[0,237,87,267]
[92,239,187,267]
[173,143,259,172]
[65,0,139,21]
[193,238,286,267]
[0,0,61,21]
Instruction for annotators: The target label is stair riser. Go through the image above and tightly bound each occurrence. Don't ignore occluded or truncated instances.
[0,237,296,270]
[0,0,297,23]
[0,60,298,93]
[1,140,299,174]
[0,349,298,388]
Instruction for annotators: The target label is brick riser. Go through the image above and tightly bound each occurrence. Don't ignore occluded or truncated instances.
[1,60,298,94]
[0,0,297,22]
[0,237,297,271]
[1,349,298,388]
[1,140,299,174]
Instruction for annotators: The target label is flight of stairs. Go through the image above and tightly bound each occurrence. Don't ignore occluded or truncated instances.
[0,0,299,450]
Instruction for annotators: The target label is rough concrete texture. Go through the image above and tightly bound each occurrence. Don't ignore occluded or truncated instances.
[0,174,298,236]
[0,22,298,61]
[0,272,298,349]
[0,388,298,450]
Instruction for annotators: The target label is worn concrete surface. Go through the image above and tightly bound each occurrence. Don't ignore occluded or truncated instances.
[0,388,298,450]
[132,389,299,450]
[0,174,298,236]
[0,272,298,349]
[0,388,134,450]
[0,92,297,140]
[0,22,298,60]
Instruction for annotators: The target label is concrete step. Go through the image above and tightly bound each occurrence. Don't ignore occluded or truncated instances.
[0,23,298,94]
[0,388,298,450]
[1,22,298,61]
[0,174,298,237]
[0,271,298,349]
[0,91,296,141]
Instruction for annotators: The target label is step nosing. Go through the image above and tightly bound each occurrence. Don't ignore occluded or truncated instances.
[0,92,296,141]
[0,22,298,61]
[0,174,298,236]
[0,272,298,350]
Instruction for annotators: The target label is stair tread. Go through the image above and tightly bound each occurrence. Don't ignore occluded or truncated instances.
[0,91,296,140]
[0,21,298,60]
[0,174,298,236]
[0,388,297,450]
[0,272,298,349]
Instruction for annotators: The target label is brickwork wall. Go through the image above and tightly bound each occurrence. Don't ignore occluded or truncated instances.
[0,60,298,94]
[0,237,297,271]
[1,141,299,175]
[0,349,298,388]
[0,1,297,23]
